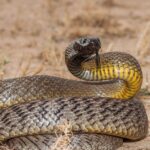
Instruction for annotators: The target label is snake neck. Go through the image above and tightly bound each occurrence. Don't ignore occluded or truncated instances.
[65,47,143,99]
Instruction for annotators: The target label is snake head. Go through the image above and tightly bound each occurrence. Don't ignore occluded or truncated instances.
[73,37,101,55]
[73,37,101,68]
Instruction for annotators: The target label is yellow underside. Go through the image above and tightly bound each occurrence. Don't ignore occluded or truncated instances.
[82,62,142,99]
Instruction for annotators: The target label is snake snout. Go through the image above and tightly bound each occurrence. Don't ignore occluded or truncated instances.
[73,37,101,56]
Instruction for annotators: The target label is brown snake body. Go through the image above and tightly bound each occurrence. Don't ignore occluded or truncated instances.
[0,37,148,150]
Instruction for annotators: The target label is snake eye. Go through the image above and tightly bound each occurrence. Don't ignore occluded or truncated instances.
[79,38,90,46]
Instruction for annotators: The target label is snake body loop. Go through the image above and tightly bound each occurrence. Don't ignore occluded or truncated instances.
[0,37,148,150]
[65,37,143,99]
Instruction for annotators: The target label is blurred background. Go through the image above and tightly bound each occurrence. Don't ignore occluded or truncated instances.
[0,0,150,149]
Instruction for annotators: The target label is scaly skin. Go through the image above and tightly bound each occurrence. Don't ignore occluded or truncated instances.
[0,37,148,150]
[0,97,148,141]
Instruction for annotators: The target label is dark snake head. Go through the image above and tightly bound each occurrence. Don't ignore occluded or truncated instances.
[73,37,101,68]
[73,37,101,55]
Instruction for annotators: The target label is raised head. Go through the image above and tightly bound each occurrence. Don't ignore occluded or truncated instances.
[73,37,101,56]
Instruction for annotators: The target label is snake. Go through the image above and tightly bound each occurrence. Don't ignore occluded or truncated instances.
[0,37,148,150]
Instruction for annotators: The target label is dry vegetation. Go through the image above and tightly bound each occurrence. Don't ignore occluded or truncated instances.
[0,0,150,149]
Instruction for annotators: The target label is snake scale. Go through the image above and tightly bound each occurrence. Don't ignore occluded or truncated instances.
[0,37,148,150]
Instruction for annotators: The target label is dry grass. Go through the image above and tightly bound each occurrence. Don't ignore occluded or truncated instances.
[0,55,9,80]
[16,54,44,77]
[136,22,150,66]
[102,0,116,7]
[62,9,134,39]
[135,22,150,95]
[51,120,72,150]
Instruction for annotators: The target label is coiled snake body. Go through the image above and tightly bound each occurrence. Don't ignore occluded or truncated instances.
[0,37,148,150]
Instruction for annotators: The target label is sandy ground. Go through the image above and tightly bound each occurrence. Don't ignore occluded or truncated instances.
[0,0,150,149]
